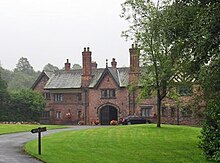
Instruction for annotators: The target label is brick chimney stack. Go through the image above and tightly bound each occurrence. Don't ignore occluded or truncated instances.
[111,58,117,68]
[82,47,92,87]
[129,44,140,85]
[65,59,71,71]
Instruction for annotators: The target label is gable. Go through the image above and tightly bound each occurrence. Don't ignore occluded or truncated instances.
[97,72,119,89]
[32,71,49,91]
[92,68,120,89]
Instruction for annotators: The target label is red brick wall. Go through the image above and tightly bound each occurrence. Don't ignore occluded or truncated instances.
[49,93,84,125]
[88,73,129,124]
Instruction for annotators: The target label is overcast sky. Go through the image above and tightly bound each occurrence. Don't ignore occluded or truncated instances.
[0,0,131,71]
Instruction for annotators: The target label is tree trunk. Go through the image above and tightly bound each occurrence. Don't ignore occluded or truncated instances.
[157,90,161,128]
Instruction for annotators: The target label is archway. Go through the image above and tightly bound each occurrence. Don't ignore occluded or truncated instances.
[100,105,118,125]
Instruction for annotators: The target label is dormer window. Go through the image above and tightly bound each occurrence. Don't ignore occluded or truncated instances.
[101,89,116,99]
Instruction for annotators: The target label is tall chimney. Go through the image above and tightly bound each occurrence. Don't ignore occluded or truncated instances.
[82,47,92,87]
[111,58,117,68]
[65,59,71,71]
[129,44,140,85]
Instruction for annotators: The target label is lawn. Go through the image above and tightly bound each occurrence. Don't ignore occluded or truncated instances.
[0,124,66,135]
[25,124,213,163]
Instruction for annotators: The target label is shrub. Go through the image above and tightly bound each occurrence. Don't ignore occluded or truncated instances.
[199,99,220,161]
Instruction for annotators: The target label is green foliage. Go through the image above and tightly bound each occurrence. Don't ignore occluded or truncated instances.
[1,64,40,92]
[72,63,81,69]
[14,57,34,75]
[0,70,9,121]
[121,0,186,127]
[25,125,211,163]
[6,89,45,122]
[199,99,220,161]
[43,63,59,71]
[199,57,220,161]
[7,71,40,91]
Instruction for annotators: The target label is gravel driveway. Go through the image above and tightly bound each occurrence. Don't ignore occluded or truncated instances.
[0,126,99,163]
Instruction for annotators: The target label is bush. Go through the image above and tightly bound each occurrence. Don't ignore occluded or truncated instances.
[199,99,220,161]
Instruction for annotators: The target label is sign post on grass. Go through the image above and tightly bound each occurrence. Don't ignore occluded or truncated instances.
[31,127,47,155]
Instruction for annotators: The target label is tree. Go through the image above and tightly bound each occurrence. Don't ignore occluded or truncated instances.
[0,69,9,121]
[9,89,45,122]
[14,57,34,75]
[166,1,220,160]
[199,57,220,161]
[43,63,59,71]
[72,64,81,70]
[121,0,184,127]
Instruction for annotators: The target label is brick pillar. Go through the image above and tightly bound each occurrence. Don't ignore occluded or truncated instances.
[64,59,71,71]
[82,47,92,87]
[129,44,140,85]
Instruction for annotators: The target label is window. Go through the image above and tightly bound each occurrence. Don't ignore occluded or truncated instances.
[56,111,61,119]
[41,111,50,119]
[43,92,51,100]
[177,85,192,96]
[181,107,192,117]
[141,106,152,117]
[54,94,63,102]
[101,89,116,98]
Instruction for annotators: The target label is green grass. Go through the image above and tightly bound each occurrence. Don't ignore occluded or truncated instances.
[0,124,66,135]
[25,124,213,163]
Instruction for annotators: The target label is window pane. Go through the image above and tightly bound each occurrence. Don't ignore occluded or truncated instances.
[109,89,115,97]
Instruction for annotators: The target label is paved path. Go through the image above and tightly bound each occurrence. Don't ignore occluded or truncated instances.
[0,126,99,163]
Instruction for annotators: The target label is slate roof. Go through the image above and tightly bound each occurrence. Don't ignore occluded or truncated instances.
[44,67,130,90]
[44,69,82,89]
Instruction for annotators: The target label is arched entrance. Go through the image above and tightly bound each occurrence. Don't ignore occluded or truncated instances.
[100,105,118,125]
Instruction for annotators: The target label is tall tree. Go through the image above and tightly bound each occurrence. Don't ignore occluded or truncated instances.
[14,57,34,75]
[167,0,220,160]
[121,0,184,127]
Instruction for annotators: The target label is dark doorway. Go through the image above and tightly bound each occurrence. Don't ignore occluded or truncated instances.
[100,106,118,125]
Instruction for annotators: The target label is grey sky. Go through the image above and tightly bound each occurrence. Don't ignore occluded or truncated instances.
[0,0,131,71]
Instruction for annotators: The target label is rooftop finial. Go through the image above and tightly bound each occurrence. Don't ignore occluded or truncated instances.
[106,59,108,68]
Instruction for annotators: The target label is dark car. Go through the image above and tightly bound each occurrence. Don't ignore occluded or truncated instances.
[120,116,151,125]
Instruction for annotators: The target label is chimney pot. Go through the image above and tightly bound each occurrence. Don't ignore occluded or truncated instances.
[132,44,134,48]
[87,47,90,51]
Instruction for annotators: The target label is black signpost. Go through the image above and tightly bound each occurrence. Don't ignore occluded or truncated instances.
[31,127,47,155]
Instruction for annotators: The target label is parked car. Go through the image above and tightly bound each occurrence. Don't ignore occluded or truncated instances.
[120,116,151,125]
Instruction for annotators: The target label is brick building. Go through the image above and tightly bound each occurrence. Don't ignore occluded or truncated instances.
[32,45,200,125]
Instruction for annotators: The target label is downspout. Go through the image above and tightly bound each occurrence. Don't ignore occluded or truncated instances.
[84,88,87,125]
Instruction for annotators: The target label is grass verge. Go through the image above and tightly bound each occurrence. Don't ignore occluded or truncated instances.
[25,124,213,163]
[0,124,67,135]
